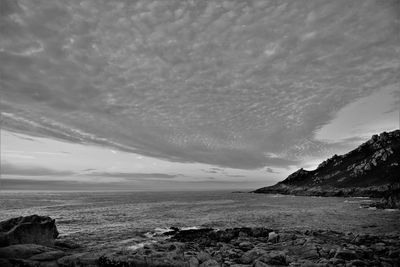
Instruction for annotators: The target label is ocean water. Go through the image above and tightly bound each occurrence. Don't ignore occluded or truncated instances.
[1,190,399,251]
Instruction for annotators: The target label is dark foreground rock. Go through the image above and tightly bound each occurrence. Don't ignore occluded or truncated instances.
[0,215,82,267]
[380,188,400,209]
[99,227,400,267]
[0,215,59,247]
[359,186,400,210]
[1,216,399,266]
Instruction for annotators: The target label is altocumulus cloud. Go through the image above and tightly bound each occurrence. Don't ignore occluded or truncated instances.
[1,0,399,169]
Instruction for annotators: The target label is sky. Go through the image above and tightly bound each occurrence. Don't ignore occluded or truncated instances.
[0,0,399,190]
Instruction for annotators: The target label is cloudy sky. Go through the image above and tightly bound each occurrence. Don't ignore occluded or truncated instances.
[1,0,399,190]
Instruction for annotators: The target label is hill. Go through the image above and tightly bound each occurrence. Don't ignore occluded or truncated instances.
[254,130,400,199]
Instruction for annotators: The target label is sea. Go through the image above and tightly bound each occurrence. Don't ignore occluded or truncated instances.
[1,190,399,251]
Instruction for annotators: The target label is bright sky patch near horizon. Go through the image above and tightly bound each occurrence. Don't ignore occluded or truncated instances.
[0,0,399,190]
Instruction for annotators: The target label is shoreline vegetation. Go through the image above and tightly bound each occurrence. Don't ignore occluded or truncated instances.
[0,214,399,267]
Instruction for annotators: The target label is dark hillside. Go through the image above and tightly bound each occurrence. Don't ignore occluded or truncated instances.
[254,130,400,198]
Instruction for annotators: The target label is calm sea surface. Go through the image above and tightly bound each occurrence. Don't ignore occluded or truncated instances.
[1,190,399,250]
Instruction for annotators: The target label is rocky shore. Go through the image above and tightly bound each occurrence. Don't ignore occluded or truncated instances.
[1,215,399,267]
[254,130,400,209]
[253,184,397,198]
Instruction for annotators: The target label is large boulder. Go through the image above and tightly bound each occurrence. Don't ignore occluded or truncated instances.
[0,244,68,267]
[58,252,101,267]
[381,187,400,209]
[0,215,59,247]
[0,244,56,259]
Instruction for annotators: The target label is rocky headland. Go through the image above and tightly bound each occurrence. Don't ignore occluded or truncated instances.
[254,130,400,209]
[1,215,399,267]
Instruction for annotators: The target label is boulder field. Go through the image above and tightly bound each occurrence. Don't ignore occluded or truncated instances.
[0,215,399,266]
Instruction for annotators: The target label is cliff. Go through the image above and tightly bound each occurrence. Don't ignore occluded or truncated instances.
[254,130,400,200]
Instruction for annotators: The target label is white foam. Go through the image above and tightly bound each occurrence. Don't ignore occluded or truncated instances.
[144,232,155,238]
[181,226,200,231]
[127,243,145,250]
[127,240,157,251]
[118,238,141,244]
[154,227,172,234]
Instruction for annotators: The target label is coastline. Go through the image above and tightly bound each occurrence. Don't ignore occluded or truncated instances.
[253,185,391,198]
[1,191,399,266]
[1,215,400,266]
[253,184,400,210]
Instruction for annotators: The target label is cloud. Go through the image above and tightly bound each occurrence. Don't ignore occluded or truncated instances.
[0,162,74,176]
[1,0,399,169]
[266,168,278,174]
[226,174,245,178]
[0,178,125,191]
[202,167,225,174]
[203,169,218,174]
[87,171,181,179]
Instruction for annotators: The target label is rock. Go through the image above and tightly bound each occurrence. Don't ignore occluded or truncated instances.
[290,260,322,267]
[6,259,41,267]
[0,216,397,267]
[29,250,66,261]
[289,243,320,260]
[380,187,400,209]
[0,244,56,259]
[58,252,101,267]
[54,239,81,249]
[334,249,358,260]
[280,233,297,242]
[267,231,279,243]
[249,228,272,238]
[197,251,212,262]
[189,256,200,267]
[371,242,387,253]
[240,248,267,264]
[348,259,368,266]
[302,245,320,260]
[169,228,214,242]
[0,258,12,267]
[388,248,400,258]
[99,243,189,267]
[258,251,287,266]
[0,215,59,247]
[317,258,330,265]
[378,257,399,267]
[199,259,220,267]
[220,247,243,260]
[238,241,254,251]
[253,260,270,267]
